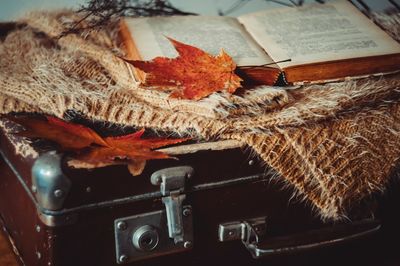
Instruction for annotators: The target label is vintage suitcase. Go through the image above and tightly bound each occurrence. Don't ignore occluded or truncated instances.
[0,117,398,266]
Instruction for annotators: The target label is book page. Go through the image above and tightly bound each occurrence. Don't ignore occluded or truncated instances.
[238,0,400,69]
[124,16,276,67]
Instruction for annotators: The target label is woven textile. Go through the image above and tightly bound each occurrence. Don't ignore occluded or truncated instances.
[1,11,399,220]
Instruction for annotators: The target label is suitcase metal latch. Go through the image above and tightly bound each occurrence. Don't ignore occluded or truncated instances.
[114,166,194,264]
[218,217,267,243]
[151,166,194,244]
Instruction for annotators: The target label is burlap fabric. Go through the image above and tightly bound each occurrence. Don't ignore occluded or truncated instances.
[0,11,399,220]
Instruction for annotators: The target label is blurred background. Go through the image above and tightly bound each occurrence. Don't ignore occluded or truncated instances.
[0,0,397,21]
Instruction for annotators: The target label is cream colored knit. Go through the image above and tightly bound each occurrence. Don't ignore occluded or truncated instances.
[0,11,399,220]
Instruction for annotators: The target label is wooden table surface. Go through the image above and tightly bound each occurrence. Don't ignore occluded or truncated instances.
[0,230,18,266]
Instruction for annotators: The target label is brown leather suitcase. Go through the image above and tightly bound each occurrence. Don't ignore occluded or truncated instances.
[0,116,398,266]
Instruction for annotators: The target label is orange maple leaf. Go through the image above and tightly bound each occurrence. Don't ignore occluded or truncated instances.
[10,116,104,150]
[124,37,242,100]
[76,129,184,165]
[10,116,188,174]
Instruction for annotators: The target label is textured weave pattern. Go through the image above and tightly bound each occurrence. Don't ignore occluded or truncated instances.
[1,11,399,220]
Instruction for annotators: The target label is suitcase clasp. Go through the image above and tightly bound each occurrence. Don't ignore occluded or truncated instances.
[114,166,194,264]
[151,166,194,244]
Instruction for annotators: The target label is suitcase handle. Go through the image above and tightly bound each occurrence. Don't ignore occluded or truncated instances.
[243,219,381,258]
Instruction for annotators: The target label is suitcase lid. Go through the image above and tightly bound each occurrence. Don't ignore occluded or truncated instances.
[0,117,269,217]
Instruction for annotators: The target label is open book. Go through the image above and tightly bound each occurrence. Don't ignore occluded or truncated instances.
[119,0,400,85]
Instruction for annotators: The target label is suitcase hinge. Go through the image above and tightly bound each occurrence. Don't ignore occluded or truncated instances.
[151,166,194,244]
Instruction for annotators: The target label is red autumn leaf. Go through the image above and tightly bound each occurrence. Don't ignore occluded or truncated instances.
[9,116,101,150]
[124,37,242,100]
[10,116,189,173]
[104,129,185,150]
[47,116,108,147]
[75,131,187,165]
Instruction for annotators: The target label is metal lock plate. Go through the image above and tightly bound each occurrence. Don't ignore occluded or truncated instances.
[114,206,193,264]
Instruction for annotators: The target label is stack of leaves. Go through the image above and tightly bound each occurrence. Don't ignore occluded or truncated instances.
[10,116,188,175]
